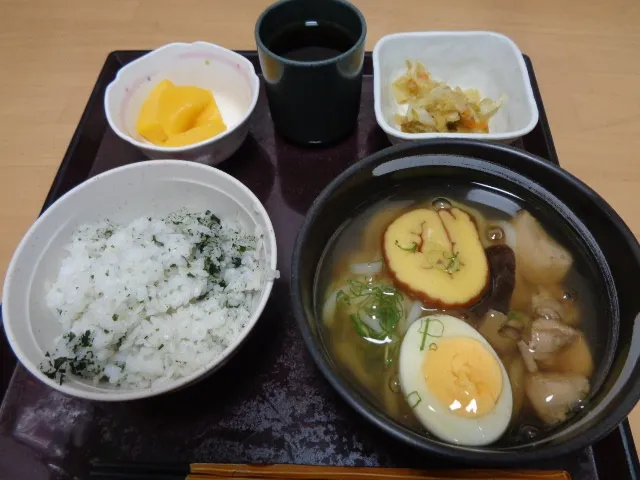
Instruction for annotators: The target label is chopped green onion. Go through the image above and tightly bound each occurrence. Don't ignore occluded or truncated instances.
[419,318,429,351]
[395,240,418,253]
[423,249,461,274]
[384,340,401,367]
[508,310,523,322]
[427,318,444,337]
[336,290,350,306]
[347,279,366,295]
[444,251,460,274]
[342,280,404,340]
[407,390,422,408]
[349,313,371,338]
[419,317,444,350]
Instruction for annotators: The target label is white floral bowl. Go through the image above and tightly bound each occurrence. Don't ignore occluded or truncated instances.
[104,42,260,165]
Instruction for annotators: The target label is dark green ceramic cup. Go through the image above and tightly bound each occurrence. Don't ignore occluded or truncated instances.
[255,0,366,146]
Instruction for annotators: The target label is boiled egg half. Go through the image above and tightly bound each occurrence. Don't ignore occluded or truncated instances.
[398,314,512,446]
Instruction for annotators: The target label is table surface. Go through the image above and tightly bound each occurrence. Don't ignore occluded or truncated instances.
[0,0,638,460]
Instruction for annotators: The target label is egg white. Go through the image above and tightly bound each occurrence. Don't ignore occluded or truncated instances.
[398,314,513,446]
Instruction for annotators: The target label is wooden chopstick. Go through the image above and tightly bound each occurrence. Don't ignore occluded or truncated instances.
[190,464,571,480]
[89,463,572,480]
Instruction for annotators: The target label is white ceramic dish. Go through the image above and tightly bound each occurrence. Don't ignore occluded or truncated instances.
[1,160,277,401]
[373,31,539,144]
[104,42,260,165]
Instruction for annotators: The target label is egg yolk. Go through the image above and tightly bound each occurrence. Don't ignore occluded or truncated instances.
[423,337,502,418]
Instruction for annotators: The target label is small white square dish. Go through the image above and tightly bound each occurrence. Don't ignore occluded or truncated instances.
[373,31,539,144]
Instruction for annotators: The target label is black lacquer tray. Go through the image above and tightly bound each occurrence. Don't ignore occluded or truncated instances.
[0,51,638,480]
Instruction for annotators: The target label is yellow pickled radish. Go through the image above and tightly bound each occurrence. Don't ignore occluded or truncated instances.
[158,86,213,136]
[195,96,226,129]
[163,121,227,148]
[136,80,226,147]
[136,79,175,144]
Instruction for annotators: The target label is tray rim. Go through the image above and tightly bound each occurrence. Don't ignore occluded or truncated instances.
[0,49,637,480]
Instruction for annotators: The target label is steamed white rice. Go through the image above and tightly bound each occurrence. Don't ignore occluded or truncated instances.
[42,209,266,388]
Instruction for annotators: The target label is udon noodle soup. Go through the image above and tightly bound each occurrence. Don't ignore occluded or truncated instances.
[316,185,602,446]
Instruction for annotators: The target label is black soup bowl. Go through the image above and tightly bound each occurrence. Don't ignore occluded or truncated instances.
[291,139,640,464]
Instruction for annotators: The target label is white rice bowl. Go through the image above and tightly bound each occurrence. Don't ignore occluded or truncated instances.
[2,160,278,401]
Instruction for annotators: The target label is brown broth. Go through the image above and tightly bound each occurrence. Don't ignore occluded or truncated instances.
[314,184,601,445]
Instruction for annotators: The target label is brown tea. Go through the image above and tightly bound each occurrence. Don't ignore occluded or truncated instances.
[267,20,356,62]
